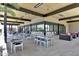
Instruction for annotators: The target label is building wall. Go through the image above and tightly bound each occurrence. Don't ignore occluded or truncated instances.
[68,22,79,33]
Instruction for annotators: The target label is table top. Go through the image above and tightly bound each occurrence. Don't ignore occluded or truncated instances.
[36,36,51,41]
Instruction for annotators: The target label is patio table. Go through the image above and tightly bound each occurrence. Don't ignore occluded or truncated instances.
[36,36,51,41]
[35,36,51,47]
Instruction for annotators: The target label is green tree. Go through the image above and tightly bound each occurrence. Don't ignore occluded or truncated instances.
[0,5,15,16]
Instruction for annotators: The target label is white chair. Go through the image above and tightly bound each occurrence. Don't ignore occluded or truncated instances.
[34,36,41,46]
[34,32,44,46]
[32,33,38,44]
[40,32,53,48]
[40,37,46,47]
[34,38,38,45]
[12,33,24,53]
[37,38,41,45]
[46,33,53,47]
[40,37,51,48]
[7,33,13,42]
[46,37,52,48]
[7,34,13,53]
[12,40,23,53]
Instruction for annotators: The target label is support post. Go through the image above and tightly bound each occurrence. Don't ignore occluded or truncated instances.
[44,21,46,36]
[4,4,7,43]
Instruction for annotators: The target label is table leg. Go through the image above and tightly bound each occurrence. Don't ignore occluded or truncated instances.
[10,42,13,53]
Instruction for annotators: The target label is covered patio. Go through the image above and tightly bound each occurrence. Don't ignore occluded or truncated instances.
[0,3,79,56]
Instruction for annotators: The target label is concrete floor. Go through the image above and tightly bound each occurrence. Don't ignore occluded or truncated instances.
[7,36,79,56]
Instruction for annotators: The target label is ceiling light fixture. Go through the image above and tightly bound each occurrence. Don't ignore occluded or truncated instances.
[59,14,65,17]
[34,3,43,8]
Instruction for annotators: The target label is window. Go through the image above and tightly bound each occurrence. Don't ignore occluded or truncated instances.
[19,21,66,35]
[37,24,44,32]
[31,25,36,31]
[24,26,30,33]
[54,24,58,34]
[59,25,66,34]
[45,22,54,32]
[49,25,53,32]
[45,24,49,32]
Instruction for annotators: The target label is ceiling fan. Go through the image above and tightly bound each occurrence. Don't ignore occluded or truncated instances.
[34,3,43,8]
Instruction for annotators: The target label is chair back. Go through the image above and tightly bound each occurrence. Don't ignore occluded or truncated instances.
[46,32,53,38]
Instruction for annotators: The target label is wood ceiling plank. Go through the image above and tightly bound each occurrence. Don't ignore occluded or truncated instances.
[1,3,44,17]
[43,3,79,17]
[2,3,79,17]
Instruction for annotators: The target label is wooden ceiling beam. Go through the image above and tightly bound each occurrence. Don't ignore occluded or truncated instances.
[67,20,79,23]
[1,23,20,25]
[59,15,79,21]
[0,14,31,21]
[0,20,24,24]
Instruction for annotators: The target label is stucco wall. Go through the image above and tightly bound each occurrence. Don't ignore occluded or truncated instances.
[68,22,79,33]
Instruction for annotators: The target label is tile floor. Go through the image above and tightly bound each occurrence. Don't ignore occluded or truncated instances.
[7,36,79,56]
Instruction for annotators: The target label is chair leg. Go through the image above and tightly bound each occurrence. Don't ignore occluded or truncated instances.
[46,41,48,48]
[34,40,36,45]
[34,40,36,44]
[40,41,42,46]
[38,41,40,45]
[36,40,39,45]
[14,47,16,53]
[22,45,23,51]
[43,42,45,47]
[40,41,45,47]
[10,43,13,53]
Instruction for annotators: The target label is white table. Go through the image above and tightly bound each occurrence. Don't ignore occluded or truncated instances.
[35,36,51,47]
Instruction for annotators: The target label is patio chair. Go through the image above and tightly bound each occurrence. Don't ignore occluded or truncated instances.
[12,40,23,53]
[7,34,14,53]
[11,34,24,53]
[40,37,52,48]
[40,32,53,48]
[34,36,41,46]
[34,32,44,45]
[34,37,38,45]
